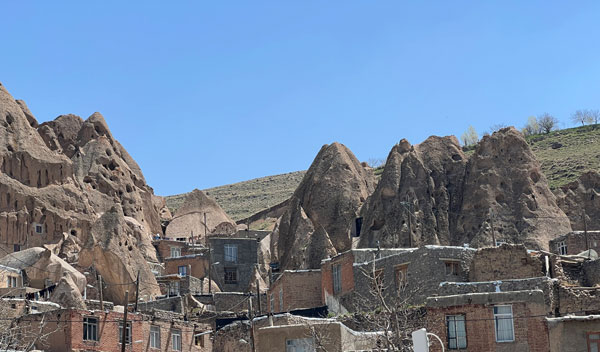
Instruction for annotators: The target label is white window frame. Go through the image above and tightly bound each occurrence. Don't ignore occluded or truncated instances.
[332,264,342,294]
[224,244,238,263]
[279,288,283,311]
[119,322,132,345]
[494,305,515,342]
[172,329,182,351]
[7,276,18,288]
[270,293,275,312]
[150,325,161,349]
[83,316,99,341]
[178,266,187,276]
[170,247,181,258]
[446,315,467,349]
[169,281,180,296]
[557,240,567,255]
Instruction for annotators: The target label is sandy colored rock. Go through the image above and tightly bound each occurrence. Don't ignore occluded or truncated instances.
[0,247,86,292]
[49,274,87,309]
[275,142,375,269]
[166,189,236,241]
[359,136,467,248]
[78,206,161,303]
[359,128,571,250]
[554,171,600,231]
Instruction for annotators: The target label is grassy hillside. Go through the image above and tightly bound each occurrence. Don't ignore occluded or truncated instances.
[166,125,600,220]
[528,125,600,189]
[165,171,306,221]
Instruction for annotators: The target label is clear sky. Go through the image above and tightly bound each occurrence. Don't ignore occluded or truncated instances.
[2,1,599,195]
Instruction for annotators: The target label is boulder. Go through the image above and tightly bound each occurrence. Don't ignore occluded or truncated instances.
[78,206,161,303]
[554,171,600,231]
[0,247,86,292]
[49,273,87,309]
[166,189,236,241]
[274,142,375,269]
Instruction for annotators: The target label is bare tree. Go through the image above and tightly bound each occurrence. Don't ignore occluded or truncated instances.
[367,158,385,169]
[571,109,594,126]
[488,123,507,134]
[589,109,600,125]
[537,113,559,134]
[460,126,478,147]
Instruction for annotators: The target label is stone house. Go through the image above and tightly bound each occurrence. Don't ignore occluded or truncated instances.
[321,246,476,314]
[0,263,23,289]
[164,254,209,279]
[209,236,259,292]
[546,315,600,352]
[426,290,550,352]
[153,239,207,263]
[22,307,212,352]
[549,230,600,256]
[267,269,322,313]
[156,274,205,297]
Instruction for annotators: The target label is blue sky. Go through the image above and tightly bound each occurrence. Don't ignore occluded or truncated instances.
[2,1,599,195]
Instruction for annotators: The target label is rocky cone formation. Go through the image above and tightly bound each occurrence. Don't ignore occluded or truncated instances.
[273,142,376,269]
[165,189,236,241]
[359,127,571,250]
[0,83,164,303]
[554,171,600,231]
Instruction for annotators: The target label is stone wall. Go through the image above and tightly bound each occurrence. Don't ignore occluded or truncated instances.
[584,259,600,286]
[210,237,258,292]
[213,292,267,315]
[558,286,600,315]
[469,244,544,282]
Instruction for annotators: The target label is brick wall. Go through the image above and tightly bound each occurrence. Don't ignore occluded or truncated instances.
[321,251,355,303]
[469,244,544,282]
[268,270,322,313]
[165,255,209,279]
[426,301,549,352]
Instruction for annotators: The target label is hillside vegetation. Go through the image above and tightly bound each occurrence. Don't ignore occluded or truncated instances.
[166,125,600,220]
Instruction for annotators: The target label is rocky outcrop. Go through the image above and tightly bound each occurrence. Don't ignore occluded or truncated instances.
[49,274,87,309]
[165,189,236,241]
[0,247,86,292]
[554,171,600,231]
[359,136,467,248]
[274,142,375,269]
[359,128,571,250]
[79,206,161,304]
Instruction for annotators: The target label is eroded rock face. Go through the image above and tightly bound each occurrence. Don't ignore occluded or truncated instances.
[0,247,86,292]
[165,189,236,241]
[359,136,467,248]
[554,171,600,231]
[49,274,87,309]
[274,142,375,269]
[78,206,161,303]
[359,128,571,250]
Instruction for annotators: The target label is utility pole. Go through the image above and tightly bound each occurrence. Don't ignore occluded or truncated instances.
[204,212,208,244]
[98,275,104,312]
[248,296,256,352]
[208,244,212,294]
[120,291,129,352]
[406,200,413,248]
[134,271,140,312]
[584,211,590,259]
[490,212,497,247]
[256,279,262,315]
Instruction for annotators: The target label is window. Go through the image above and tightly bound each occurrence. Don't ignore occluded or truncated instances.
[150,325,161,349]
[332,264,342,294]
[446,315,467,349]
[445,261,460,276]
[270,293,275,312]
[169,281,180,296]
[34,224,43,234]
[495,239,507,246]
[170,247,181,258]
[13,244,20,252]
[172,329,182,351]
[494,305,514,342]
[176,237,186,242]
[557,240,567,255]
[279,288,283,311]
[395,264,408,290]
[118,322,132,345]
[286,337,315,352]
[83,317,99,341]
[195,334,205,347]
[373,269,384,292]
[178,266,188,276]
[224,244,238,263]
[7,276,18,288]
[588,332,600,352]
[224,267,237,284]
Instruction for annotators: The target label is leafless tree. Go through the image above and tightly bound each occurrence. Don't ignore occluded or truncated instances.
[571,109,594,126]
[522,116,541,136]
[537,113,559,134]
[367,158,386,169]
[488,123,507,134]
[589,109,600,125]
